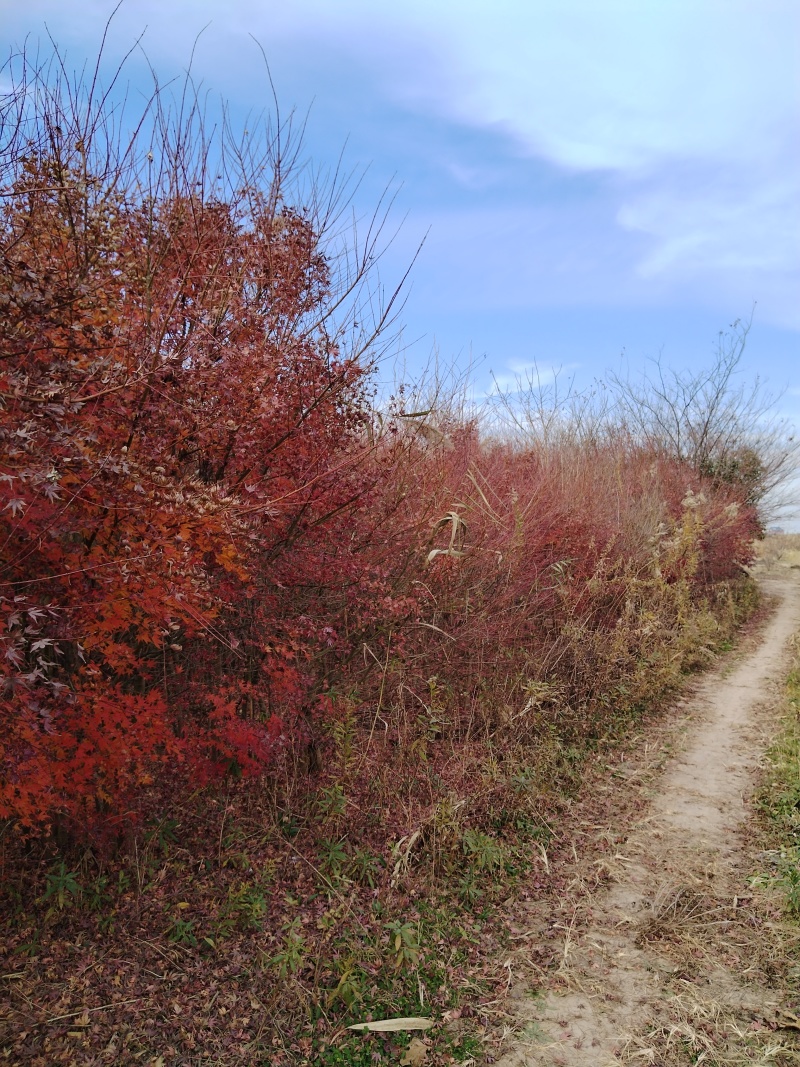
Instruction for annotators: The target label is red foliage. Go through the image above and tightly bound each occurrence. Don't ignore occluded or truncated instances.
[0,138,405,832]
[0,65,762,838]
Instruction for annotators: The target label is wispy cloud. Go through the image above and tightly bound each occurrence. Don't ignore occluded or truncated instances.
[377,2,800,326]
[486,360,566,396]
[6,0,798,365]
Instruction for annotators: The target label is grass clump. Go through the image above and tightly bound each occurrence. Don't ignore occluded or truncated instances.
[757,626,800,918]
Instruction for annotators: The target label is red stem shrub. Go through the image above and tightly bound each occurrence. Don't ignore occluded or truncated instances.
[0,49,761,838]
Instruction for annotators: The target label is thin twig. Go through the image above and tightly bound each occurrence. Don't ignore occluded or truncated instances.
[43,996,144,1024]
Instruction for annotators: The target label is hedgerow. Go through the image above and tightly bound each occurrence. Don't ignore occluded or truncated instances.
[0,41,764,844]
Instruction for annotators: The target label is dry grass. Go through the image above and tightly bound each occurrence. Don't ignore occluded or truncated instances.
[615,886,800,1064]
[616,989,800,1066]
[614,610,800,1067]
[636,883,731,944]
[752,532,800,571]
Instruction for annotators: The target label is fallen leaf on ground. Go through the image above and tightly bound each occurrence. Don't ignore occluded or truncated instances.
[348,1017,433,1032]
[400,1036,427,1065]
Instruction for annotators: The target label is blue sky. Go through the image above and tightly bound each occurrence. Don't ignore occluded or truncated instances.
[3,0,799,502]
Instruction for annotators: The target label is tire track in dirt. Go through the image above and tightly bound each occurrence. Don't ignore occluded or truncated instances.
[495,574,800,1066]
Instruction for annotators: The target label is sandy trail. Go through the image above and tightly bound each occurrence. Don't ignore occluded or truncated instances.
[496,575,800,1066]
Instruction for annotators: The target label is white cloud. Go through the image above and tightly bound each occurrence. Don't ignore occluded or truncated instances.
[384,1,798,170]
[379,2,800,320]
[6,0,799,328]
[487,360,562,396]
[16,1,796,176]
[206,0,799,327]
[617,163,800,292]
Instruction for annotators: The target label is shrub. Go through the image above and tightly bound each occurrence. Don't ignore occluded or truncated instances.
[0,38,766,841]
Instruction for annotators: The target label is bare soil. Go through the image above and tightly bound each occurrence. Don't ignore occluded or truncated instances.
[493,572,800,1066]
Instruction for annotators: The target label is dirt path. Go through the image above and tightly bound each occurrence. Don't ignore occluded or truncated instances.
[496,574,800,1066]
